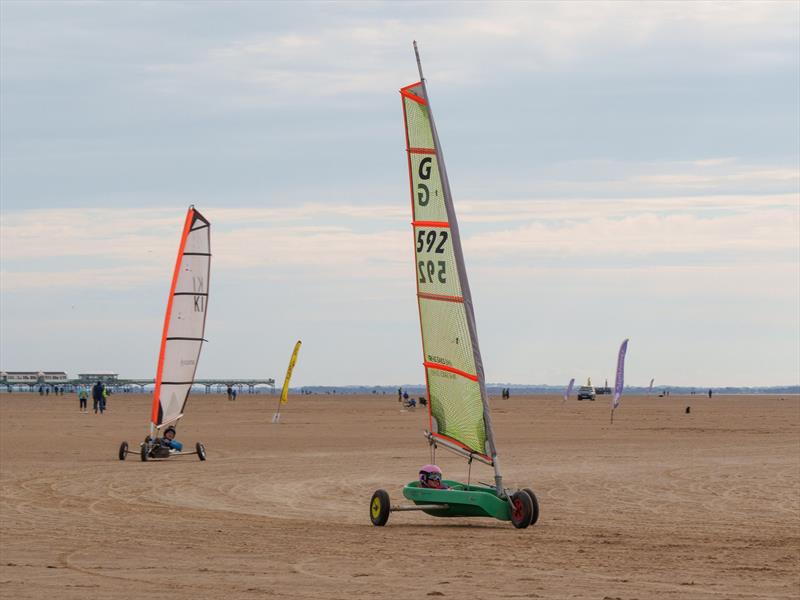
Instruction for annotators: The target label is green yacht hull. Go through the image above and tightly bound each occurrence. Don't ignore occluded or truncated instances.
[402,480,510,521]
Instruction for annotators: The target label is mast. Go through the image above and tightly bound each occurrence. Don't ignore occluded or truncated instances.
[412,42,504,493]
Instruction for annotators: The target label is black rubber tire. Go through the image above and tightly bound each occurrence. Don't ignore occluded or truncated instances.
[510,491,532,529]
[118,441,128,461]
[196,442,206,461]
[522,488,540,526]
[140,443,148,462]
[370,489,391,526]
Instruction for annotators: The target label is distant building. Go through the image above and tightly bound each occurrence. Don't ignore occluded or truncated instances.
[77,372,119,383]
[1,371,68,384]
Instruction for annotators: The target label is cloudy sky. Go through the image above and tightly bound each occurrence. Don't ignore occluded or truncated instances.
[1,1,798,387]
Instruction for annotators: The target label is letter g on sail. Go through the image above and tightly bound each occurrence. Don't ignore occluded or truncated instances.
[416,157,432,206]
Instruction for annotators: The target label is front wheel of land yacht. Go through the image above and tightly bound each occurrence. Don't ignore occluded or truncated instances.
[510,491,533,529]
[196,442,206,461]
[118,441,128,461]
[140,443,149,462]
[522,488,540,525]
[370,490,391,526]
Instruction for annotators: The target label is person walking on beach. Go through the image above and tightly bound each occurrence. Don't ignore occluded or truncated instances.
[708,389,713,399]
[100,385,109,413]
[231,387,238,401]
[92,381,104,414]
[78,388,88,413]
[227,385,233,401]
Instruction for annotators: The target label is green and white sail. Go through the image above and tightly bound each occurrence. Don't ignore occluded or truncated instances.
[401,43,501,487]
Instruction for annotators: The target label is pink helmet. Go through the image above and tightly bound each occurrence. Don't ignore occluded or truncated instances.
[419,464,443,488]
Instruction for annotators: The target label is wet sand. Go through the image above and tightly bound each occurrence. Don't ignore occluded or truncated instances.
[1,392,798,599]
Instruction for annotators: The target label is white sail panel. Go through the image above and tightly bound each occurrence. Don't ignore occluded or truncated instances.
[151,208,211,428]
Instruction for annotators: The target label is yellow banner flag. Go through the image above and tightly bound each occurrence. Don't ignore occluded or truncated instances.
[280,340,302,404]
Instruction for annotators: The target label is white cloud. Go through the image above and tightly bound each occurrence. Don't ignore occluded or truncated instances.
[132,1,799,105]
[2,188,797,291]
[467,206,798,260]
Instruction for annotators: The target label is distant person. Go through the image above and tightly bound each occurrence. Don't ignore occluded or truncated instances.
[101,385,109,413]
[226,385,233,401]
[708,389,713,399]
[402,391,409,403]
[398,388,402,403]
[39,386,44,396]
[92,381,104,414]
[78,388,88,413]
[232,388,238,401]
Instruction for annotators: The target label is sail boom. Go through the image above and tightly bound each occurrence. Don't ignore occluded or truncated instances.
[425,431,493,466]
[155,414,184,429]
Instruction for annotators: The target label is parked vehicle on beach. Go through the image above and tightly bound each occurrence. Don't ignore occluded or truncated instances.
[577,385,596,401]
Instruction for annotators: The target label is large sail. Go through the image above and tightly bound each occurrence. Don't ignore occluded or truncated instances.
[401,48,498,471]
[151,207,211,430]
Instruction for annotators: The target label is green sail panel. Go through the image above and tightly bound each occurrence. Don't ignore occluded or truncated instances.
[401,81,491,461]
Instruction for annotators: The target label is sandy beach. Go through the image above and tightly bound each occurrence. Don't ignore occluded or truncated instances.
[1,392,798,599]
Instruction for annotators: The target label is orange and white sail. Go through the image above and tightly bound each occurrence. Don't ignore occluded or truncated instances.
[151,207,211,431]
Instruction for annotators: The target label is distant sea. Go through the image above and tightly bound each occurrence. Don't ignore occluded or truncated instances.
[290,384,800,396]
[9,383,797,396]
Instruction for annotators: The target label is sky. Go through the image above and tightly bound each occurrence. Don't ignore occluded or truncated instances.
[1,1,798,387]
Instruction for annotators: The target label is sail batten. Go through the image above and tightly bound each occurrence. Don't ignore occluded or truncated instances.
[402,55,499,478]
[151,207,211,429]
[417,292,464,303]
